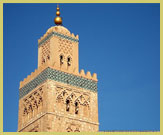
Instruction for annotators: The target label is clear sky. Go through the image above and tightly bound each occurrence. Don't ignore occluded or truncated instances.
[3,3,160,132]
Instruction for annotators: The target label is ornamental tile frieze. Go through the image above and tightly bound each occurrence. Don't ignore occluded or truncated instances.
[19,67,97,99]
[38,31,79,47]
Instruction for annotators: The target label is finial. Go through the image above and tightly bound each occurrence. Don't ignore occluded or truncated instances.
[54,4,62,25]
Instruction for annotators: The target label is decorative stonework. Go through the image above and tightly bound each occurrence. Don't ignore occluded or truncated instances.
[29,125,39,132]
[19,67,97,99]
[66,123,80,132]
[55,85,90,117]
[19,24,99,132]
[22,87,43,125]
[58,38,73,56]
[41,40,50,64]
[38,31,78,47]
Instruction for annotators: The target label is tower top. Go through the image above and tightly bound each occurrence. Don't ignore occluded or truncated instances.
[54,4,62,25]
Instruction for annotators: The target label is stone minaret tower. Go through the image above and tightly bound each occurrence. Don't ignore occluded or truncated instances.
[18,5,99,132]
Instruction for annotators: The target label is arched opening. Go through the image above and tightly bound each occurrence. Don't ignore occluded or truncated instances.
[60,55,64,65]
[66,100,70,112]
[74,128,80,132]
[75,102,79,114]
[67,57,71,67]
[66,127,72,132]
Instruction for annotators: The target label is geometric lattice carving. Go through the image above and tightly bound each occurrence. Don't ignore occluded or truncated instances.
[58,38,73,56]
[22,88,43,125]
[38,31,78,47]
[56,86,90,117]
[19,67,97,99]
[41,40,50,64]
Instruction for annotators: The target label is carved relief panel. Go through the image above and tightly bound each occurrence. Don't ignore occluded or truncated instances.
[58,38,73,68]
[41,40,50,64]
[22,87,43,125]
[55,85,90,118]
[66,123,80,132]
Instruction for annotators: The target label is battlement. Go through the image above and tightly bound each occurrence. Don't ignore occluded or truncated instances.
[20,61,97,90]
[38,26,79,47]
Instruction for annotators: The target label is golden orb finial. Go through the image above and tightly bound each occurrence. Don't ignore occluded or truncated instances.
[54,4,62,25]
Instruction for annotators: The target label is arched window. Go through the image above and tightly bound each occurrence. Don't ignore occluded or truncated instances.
[60,55,64,65]
[66,127,72,132]
[67,57,71,66]
[75,102,79,114]
[66,100,70,112]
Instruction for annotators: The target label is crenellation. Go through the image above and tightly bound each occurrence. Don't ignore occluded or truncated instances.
[20,65,98,89]
[76,35,79,39]
[71,33,75,38]
[80,69,85,77]
[92,73,98,81]
[86,71,92,79]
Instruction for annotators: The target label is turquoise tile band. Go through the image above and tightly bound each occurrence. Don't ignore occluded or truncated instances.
[38,32,79,47]
[19,67,97,99]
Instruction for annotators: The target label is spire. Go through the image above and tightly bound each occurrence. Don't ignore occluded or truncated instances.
[54,4,62,25]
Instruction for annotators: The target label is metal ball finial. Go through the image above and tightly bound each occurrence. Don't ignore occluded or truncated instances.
[54,4,62,25]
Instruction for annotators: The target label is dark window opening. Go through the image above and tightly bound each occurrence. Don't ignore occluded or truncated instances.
[63,91,65,96]
[75,102,79,114]
[60,55,64,65]
[67,57,71,66]
[75,102,78,106]
[66,100,70,112]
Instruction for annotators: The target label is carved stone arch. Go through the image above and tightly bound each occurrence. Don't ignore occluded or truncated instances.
[69,92,77,101]
[38,87,43,95]
[65,96,73,113]
[74,98,81,115]
[83,101,90,117]
[27,103,33,112]
[59,53,65,65]
[23,98,29,106]
[37,96,43,106]
[65,95,73,104]
[83,100,89,106]
[34,91,41,101]
[79,95,86,104]
[74,127,80,132]
[56,94,64,103]
[23,107,28,116]
[61,90,69,97]
[74,98,81,105]
[27,103,33,119]
[32,100,38,109]
[66,126,72,132]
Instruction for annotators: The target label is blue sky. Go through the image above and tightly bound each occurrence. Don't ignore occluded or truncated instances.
[3,3,160,132]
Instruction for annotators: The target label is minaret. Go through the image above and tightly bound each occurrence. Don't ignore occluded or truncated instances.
[18,5,99,132]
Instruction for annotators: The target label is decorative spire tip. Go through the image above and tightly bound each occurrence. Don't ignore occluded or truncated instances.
[54,4,62,25]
